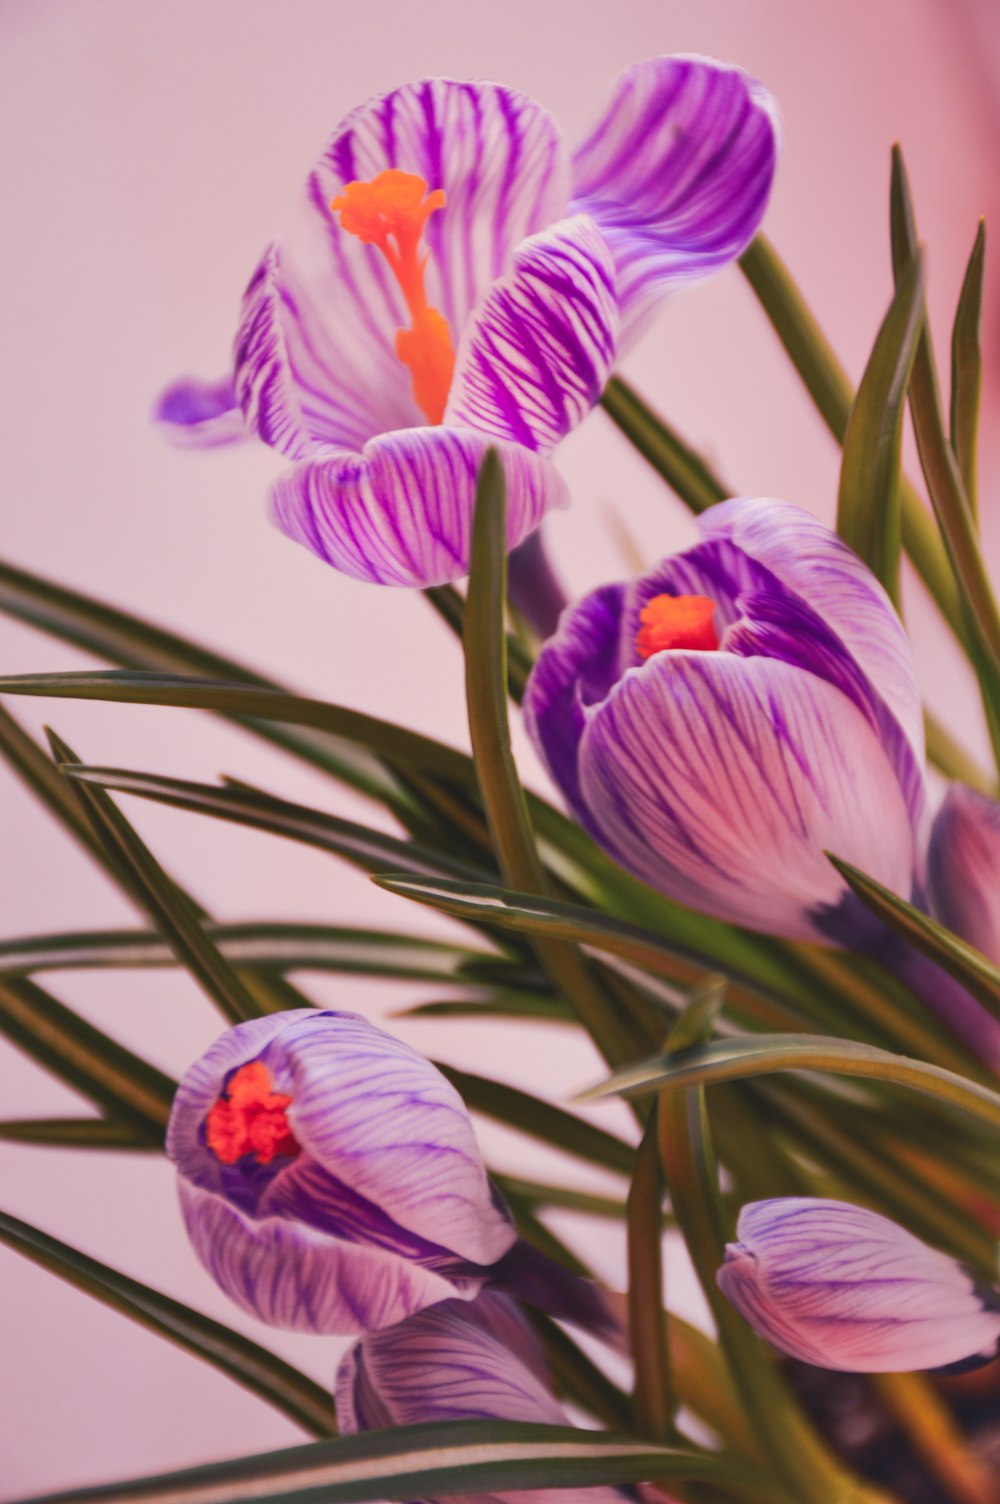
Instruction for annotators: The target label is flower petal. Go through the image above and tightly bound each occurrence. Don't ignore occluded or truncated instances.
[572,56,778,344]
[577,653,916,942]
[445,216,618,452]
[152,374,247,449]
[718,1198,1000,1373]
[927,784,1000,967]
[311,80,571,341]
[270,426,567,587]
[699,499,924,772]
[179,1181,478,1335]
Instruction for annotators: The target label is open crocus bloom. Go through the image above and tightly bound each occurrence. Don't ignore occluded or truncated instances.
[156,58,778,587]
[167,1009,517,1334]
[524,497,925,945]
[718,1198,1000,1373]
[336,1292,634,1504]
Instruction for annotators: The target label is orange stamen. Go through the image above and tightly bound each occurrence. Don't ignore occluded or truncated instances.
[206,1060,300,1167]
[332,169,455,424]
[636,594,720,660]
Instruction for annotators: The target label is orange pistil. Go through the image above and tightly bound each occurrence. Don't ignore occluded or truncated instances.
[636,593,720,660]
[332,168,455,424]
[206,1060,300,1167]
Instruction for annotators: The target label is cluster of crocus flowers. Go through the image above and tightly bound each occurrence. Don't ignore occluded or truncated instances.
[156,57,778,586]
[718,1198,1000,1374]
[523,496,1000,1067]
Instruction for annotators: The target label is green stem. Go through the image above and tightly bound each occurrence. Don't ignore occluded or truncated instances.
[627,1109,676,1441]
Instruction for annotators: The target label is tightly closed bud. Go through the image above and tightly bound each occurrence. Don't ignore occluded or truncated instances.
[718,1198,1000,1373]
[167,1010,517,1334]
[336,1292,637,1504]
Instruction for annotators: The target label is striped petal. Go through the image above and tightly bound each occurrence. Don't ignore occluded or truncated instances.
[270,426,567,587]
[152,374,247,449]
[927,784,1000,967]
[699,499,925,772]
[336,1293,628,1504]
[572,56,778,344]
[311,80,571,344]
[577,652,916,943]
[718,1198,1000,1373]
[445,216,618,452]
[179,1181,480,1336]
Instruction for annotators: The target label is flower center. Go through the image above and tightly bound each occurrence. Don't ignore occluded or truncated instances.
[331,168,456,425]
[636,594,720,659]
[206,1060,300,1166]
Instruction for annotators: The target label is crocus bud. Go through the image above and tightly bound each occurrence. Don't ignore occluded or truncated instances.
[167,1009,517,1334]
[718,1198,1000,1373]
[335,1291,635,1503]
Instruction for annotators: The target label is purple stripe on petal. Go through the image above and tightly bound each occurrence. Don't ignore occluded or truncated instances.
[152,374,247,449]
[718,1198,1000,1373]
[270,426,567,588]
[311,80,571,337]
[572,56,779,345]
[445,216,619,453]
[577,652,916,942]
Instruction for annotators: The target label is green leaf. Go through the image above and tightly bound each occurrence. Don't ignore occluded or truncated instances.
[738,234,966,649]
[438,1062,634,1176]
[600,378,728,514]
[463,454,643,1068]
[4,1420,765,1504]
[950,220,986,521]
[48,731,266,1026]
[61,765,493,886]
[376,874,805,1034]
[581,1032,1000,1132]
[827,854,1000,1024]
[0,1117,152,1149]
[0,1209,336,1437]
[0,920,503,987]
[0,975,174,1141]
[424,584,534,702]
[490,1174,628,1221]
[836,251,925,603]
[627,1107,675,1441]
[397,990,572,1024]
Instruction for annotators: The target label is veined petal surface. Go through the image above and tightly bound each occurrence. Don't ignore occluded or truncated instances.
[152,374,247,449]
[311,80,571,342]
[927,784,1000,966]
[445,216,618,452]
[577,653,916,942]
[719,1198,1000,1373]
[572,56,778,344]
[270,426,566,587]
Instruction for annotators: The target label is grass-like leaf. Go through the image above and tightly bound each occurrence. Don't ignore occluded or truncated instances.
[6,1420,767,1504]
[949,220,985,521]
[0,1209,336,1437]
[836,251,925,604]
[0,1118,152,1149]
[600,378,728,513]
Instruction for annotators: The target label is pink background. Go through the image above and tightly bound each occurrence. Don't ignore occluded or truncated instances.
[2,0,999,1494]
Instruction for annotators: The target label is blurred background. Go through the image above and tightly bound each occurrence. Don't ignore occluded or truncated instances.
[1,0,999,1493]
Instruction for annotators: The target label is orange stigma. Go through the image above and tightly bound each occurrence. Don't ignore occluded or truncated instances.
[332,169,455,424]
[206,1060,300,1167]
[636,594,720,660]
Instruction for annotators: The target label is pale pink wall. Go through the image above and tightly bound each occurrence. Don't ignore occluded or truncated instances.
[1,0,998,1494]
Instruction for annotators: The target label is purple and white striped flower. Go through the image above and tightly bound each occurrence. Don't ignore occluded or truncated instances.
[718,1198,1000,1373]
[336,1291,634,1504]
[167,1009,518,1334]
[927,784,1000,968]
[523,497,926,946]
[156,58,778,587]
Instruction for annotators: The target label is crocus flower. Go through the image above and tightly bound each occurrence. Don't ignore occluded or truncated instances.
[927,784,1000,966]
[718,1198,1000,1373]
[336,1291,634,1504]
[168,1008,617,1338]
[156,58,778,587]
[524,497,926,945]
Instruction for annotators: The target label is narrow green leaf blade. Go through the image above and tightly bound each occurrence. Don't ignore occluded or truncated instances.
[599,378,728,514]
[836,251,925,603]
[828,854,1000,1023]
[0,1209,335,1437]
[950,220,986,521]
[6,1421,759,1504]
[0,1118,152,1149]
